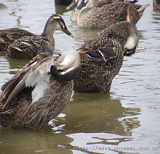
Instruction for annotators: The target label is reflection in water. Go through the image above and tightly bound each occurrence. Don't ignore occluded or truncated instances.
[55,4,70,15]
[71,24,102,47]
[52,93,140,136]
[50,93,141,153]
[0,0,160,154]
[0,128,73,154]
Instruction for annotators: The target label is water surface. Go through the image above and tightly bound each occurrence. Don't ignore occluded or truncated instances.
[0,0,160,154]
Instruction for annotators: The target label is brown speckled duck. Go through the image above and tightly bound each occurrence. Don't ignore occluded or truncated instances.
[0,50,81,130]
[0,14,73,59]
[74,21,138,93]
[71,0,149,28]
[67,0,138,22]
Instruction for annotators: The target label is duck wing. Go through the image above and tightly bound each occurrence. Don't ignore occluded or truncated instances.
[0,52,54,111]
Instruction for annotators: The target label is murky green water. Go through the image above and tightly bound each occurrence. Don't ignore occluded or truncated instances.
[0,0,160,154]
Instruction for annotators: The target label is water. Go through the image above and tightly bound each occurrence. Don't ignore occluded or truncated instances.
[0,0,160,154]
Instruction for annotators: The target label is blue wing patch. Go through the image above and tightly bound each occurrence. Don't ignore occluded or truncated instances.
[86,50,101,58]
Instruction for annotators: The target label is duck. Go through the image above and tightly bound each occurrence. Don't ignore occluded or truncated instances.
[71,0,149,28]
[153,0,160,10]
[67,0,136,22]
[0,14,73,59]
[67,0,83,22]
[0,50,81,130]
[74,21,138,93]
[77,1,132,28]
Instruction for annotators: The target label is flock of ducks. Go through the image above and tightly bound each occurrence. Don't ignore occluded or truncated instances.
[0,0,150,130]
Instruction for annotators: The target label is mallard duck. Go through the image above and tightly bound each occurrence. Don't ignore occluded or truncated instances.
[0,14,73,59]
[73,0,149,28]
[74,21,138,93]
[0,50,81,130]
[153,0,160,10]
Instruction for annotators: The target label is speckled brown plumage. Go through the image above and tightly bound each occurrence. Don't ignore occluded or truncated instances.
[74,21,138,93]
[0,50,81,130]
[0,28,33,52]
[75,0,149,28]
[77,2,131,28]
[6,35,53,59]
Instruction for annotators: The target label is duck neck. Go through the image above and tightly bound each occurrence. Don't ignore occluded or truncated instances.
[41,23,56,46]
[85,0,97,8]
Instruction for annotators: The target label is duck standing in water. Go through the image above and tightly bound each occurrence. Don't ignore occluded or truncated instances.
[0,14,73,59]
[74,20,138,93]
[0,50,81,130]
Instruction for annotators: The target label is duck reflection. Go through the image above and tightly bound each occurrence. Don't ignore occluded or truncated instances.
[0,128,73,154]
[55,3,73,15]
[51,93,140,136]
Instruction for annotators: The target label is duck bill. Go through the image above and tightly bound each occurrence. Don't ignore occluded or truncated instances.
[62,28,74,38]
[123,47,137,56]
[66,0,77,10]
[76,0,86,10]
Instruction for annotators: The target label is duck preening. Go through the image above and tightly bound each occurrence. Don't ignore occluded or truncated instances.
[0,50,81,130]
[0,14,73,59]
[74,21,138,93]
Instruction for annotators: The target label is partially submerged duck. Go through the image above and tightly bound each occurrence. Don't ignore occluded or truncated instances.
[0,14,73,59]
[74,21,138,93]
[0,50,81,130]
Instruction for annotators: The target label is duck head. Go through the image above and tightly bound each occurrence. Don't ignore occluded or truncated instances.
[49,50,81,81]
[41,14,73,38]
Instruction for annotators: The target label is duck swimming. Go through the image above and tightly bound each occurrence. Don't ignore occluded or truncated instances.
[0,50,81,130]
[69,0,149,28]
[0,14,73,59]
